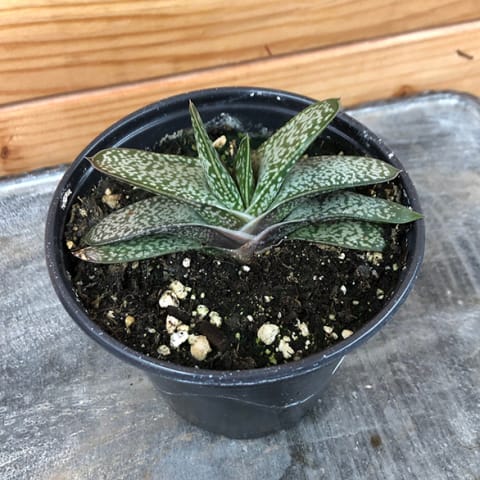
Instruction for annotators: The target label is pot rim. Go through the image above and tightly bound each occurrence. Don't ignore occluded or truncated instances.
[45,86,425,386]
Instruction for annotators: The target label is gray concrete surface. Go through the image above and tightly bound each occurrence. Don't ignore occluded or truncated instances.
[1,92,479,479]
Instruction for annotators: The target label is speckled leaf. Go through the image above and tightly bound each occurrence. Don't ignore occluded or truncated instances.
[255,191,421,245]
[272,155,400,207]
[284,191,422,224]
[234,135,254,207]
[84,196,245,246]
[289,221,386,251]
[72,235,206,264]
[248,99,340,215]
[249,154,402,230]
[189,101,243,210]
[91,148,218,207]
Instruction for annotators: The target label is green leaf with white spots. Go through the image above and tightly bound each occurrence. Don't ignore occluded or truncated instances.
[90,148,251,225]
[254,191,421,246]
[234,135,254,207]
[289,221,387,251]
[271,155,400,207]
[189,101,243,210]
[284,191,422,224]
[250,154,401,229]
[247,99,340,215]
[91,148,215,206]
[84,196,245,246]
[73,235,206,264]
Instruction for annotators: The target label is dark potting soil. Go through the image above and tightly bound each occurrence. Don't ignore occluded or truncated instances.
[64,124,410,370]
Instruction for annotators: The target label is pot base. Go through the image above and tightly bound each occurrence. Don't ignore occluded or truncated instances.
[148,357,343,438]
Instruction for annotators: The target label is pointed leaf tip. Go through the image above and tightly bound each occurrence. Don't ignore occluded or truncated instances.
[189,102,243,210]
[248,99,340,215]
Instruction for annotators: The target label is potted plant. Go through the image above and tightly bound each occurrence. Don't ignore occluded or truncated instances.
[45,87,424,438]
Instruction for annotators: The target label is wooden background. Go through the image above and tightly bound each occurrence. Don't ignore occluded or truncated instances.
[1,0,479,176]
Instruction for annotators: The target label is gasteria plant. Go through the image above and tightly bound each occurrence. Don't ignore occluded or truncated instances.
[73,99,421,264]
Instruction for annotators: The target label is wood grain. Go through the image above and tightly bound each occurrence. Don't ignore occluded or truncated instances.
[0,0,479,104]
[1,21,479,176]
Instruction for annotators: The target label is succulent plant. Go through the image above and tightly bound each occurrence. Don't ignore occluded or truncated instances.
[72,99,421,264]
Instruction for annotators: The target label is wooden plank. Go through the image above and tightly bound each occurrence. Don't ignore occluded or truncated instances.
[0,21,479,176]
[1,0,479,104]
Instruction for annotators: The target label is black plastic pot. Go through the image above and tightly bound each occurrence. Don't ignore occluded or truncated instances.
[45,87,425,438]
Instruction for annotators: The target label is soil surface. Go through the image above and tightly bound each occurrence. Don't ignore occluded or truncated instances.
[64,124,410,370]
[65,178,408,370]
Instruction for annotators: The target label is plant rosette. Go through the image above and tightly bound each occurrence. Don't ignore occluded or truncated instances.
[46,87,424,438]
